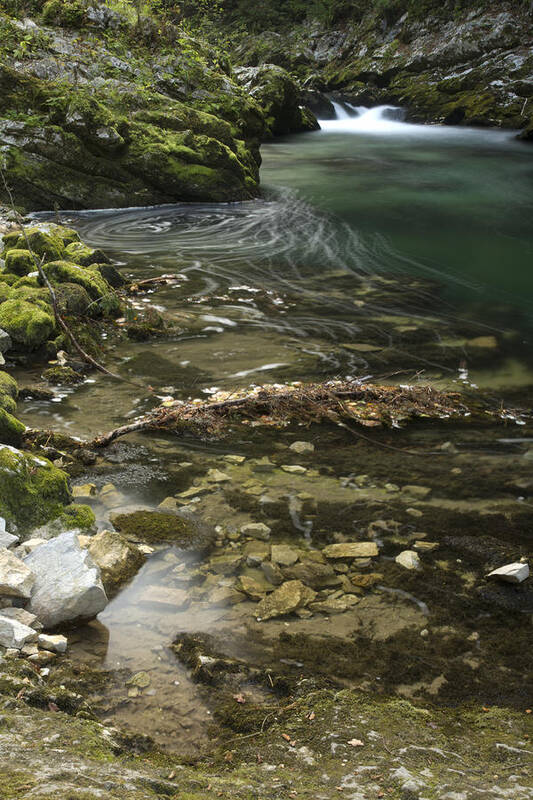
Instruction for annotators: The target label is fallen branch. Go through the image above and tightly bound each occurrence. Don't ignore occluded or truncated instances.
[89,379,484,448]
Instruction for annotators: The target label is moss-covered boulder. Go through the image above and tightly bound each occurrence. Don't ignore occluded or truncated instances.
[234,64,319,137]
[111,509,214,550]
[0,370,18,415]
[59,502,96,530]
[0,408,25,446]
[0,445,71,530]
[0,298,55,350]
[4,249,35,277]
[42,365,83,385]
[65,241,110,267]
[1,226,65,262]
[41,260,110,301]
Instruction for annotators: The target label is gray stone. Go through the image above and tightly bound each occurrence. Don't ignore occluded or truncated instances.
[323,542,379,559]
[86,529,145,595]
[0,549,35,599]
[0,614,38,649]
[487,561,529,584]
[24,531,108,628]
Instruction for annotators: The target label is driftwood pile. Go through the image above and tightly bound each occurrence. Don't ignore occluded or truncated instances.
[91,380,474,447]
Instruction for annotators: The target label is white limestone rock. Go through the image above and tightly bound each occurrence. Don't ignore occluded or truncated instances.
[0,614,38,649]
[0,548,35,598]
[24,531,108,628]
[0,607,42,631]
[487,562,529,584]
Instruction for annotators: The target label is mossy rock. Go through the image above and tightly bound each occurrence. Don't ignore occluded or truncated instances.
[4,249,35,277]
[2,227,65,262]
[90,263,126,288]
[12,276,40,290]
[0,445,71,530]
[59,502,96,531]
[0,298,55,350]
[65,241,110,267]
[42,0,88,27]
[0,274,20,286]
[0,408,25,447]
[42,365,83,385]
[41,260,109,299]
[55,282,92,315]
[0,371,18,415]
[111,509,214,549]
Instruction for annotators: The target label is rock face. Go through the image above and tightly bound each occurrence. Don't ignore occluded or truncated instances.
[24,531,107,628]
[230,4,533,137]
[0,614,38,648]
[234,64,319,137]
[0,10,264,212]
[86,529,145,596]
[0,548,35,599]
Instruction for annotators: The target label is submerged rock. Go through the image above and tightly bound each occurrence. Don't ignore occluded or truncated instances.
[323,542,379,559]
[395,550,421,570]
[255,579,316,620]
[24,531,107,628]
[111,509,214,550]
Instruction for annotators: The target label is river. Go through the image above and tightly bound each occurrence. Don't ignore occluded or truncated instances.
[19,106,533,753]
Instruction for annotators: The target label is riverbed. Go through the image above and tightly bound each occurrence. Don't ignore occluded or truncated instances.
[17,108,533,753]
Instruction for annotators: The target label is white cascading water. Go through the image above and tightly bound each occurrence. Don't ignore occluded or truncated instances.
[319,103,408,133]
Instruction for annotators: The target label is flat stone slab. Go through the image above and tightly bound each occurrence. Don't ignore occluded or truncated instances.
[322,542,379,559]
[24,531,107,628]
[255,580,316,621]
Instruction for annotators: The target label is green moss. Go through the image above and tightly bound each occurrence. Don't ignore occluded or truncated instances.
[12,275,40,289]
[65,241,110,267]
[42,365,83,385]
[0,298,55,349]
[0,274,20,286]
[0,371,18,415]
[4,249,35,277]
[0,445,71,529]
[55,282,92,315]
[2,227,65,262]
[0,408,25,446]
[112,509,214,548]
[42,0,88,27]
[60,502,96,530]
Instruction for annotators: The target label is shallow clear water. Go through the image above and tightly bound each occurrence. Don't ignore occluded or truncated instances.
[24,112,533,752]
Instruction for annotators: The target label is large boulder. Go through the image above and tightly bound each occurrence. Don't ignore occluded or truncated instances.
[24,531,108,628]
[234,64,319,137]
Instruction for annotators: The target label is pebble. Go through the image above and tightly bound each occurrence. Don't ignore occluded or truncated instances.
[240,523,271,541]
[281,465,307,474]
[323,542,379,559]
[271,544,299,567]
[38,634,68,654]
[406,507,423,518]
[395,550,421,570]
[206,469,231,483]
[223,455,246,464]
[414,540,439,552]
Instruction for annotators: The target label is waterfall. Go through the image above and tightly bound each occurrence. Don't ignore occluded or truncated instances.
[319,103,409,134]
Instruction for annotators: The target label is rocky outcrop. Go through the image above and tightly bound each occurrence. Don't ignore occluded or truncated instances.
[0,8,265,211]
[234,64,319,136]
[230,3,533,135]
